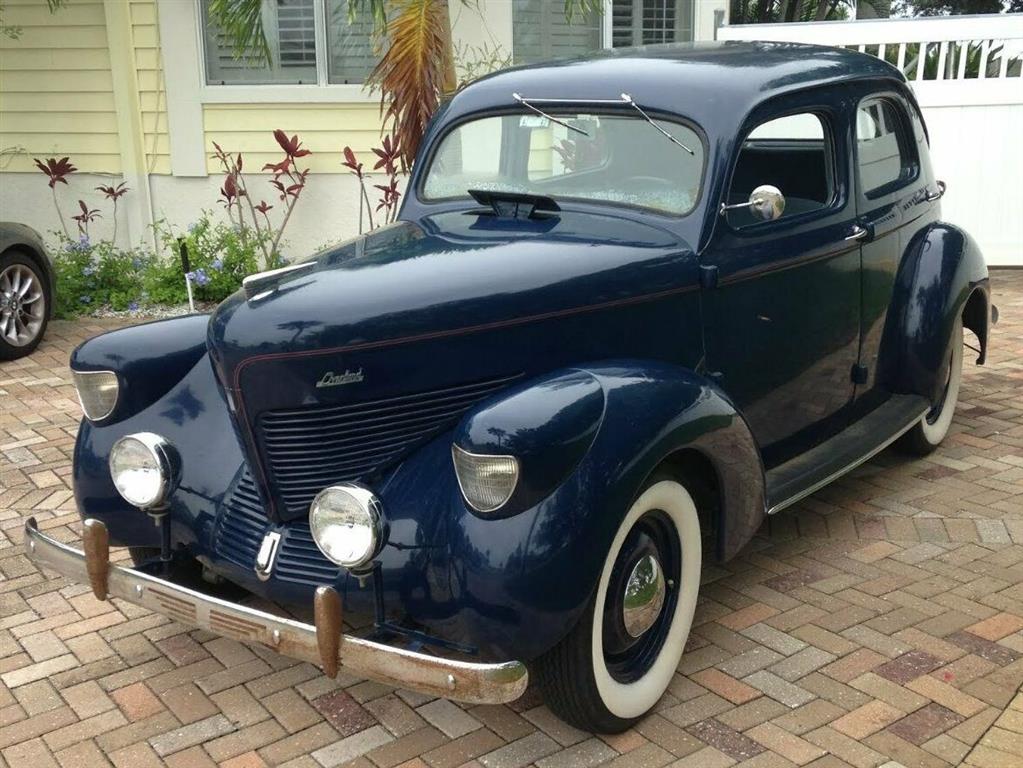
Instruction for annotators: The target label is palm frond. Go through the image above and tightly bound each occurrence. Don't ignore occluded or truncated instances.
[368,0,455,168]
[208,0,271,65]
[563,0,604,22]
[344,0,390,31]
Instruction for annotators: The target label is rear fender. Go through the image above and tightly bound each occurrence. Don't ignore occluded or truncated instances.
[878,223,990,402]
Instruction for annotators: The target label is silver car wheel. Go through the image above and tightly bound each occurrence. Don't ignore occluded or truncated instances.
[0,263,46,348]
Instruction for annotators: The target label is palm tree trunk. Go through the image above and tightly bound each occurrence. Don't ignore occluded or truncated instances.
[439,0,456,94]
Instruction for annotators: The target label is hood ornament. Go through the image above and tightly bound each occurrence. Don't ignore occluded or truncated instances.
[316,369,365,388]
[243,261,316,300]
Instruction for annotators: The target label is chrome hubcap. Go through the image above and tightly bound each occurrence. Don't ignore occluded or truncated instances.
[0,264,45,347]
[622,553,666,638]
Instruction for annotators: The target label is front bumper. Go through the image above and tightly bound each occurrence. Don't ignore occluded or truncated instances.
[24,518,528,705]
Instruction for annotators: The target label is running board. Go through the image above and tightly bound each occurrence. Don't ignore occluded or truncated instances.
[766,394,929,515]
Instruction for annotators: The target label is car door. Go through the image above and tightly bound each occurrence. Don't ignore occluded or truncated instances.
[853,89,939,403]
[702,100,862,469]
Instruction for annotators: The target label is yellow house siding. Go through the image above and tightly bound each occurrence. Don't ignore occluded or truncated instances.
[202,103,388,175]
[131,0,169,174]
[0,0,120,173]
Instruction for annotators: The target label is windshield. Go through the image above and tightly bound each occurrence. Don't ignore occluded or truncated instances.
[421,112,705,216]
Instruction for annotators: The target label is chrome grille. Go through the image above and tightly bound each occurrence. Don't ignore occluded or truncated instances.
[214,469,340,586]
[275,524,340,585]
[213,471,266,568]
[259,375,518,517]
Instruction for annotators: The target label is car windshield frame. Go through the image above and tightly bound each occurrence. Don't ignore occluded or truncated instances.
[416,107,709,220]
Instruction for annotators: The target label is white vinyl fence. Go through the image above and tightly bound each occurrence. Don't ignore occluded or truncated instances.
[719,14,1023,267]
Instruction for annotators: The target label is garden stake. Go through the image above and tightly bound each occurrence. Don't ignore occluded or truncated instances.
[178,238,195,313]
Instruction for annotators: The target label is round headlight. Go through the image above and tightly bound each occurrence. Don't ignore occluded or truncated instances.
[109,433,176,509]
[309,484,383,569]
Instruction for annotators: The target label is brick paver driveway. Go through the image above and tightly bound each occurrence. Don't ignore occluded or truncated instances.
[2,272,1022,768]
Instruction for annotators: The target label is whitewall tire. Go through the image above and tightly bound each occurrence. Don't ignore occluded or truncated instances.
[536,476,702,732]
[898,317,963,456]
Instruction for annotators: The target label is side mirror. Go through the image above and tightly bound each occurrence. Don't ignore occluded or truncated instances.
[720,184,786,222]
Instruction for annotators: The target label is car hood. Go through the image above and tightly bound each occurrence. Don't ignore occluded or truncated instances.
[209,210,690,390]
[207,210,698,519]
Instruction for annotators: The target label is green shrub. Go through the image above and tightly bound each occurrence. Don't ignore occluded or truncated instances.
[52,212,281,318]
[149,213,280,305]
[51,238,154,319]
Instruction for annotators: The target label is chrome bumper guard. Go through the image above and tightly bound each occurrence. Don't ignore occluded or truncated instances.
[23,518,527,705]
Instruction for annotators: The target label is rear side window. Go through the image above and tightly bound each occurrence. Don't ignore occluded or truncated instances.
[856,98,916,196]
[726,112,833,227]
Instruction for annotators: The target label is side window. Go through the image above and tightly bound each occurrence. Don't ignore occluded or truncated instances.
[726,112,833,228]
[856,98,916,197]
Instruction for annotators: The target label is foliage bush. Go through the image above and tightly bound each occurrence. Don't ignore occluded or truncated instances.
[50,213,279,318]
[38,125,404,318]
[146,214,279,305]
[50,238,153,319]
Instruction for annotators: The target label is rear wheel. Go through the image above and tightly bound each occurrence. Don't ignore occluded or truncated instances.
[897,317,963,456]
[535,477,702,733]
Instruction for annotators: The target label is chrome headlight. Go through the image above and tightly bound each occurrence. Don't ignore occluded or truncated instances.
[71,370,119,421]
[309,484,383,569]
[109,433,177,509]
[452,445,519,514]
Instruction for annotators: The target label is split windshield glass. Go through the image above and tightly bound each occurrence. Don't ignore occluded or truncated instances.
[421,111,705,216]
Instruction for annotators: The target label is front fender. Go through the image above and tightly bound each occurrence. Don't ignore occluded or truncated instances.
[878,223,990,402]
[436,360,764,660]
[71,314,212,425]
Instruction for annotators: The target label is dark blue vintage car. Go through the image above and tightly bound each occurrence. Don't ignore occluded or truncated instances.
[27,42,992,732]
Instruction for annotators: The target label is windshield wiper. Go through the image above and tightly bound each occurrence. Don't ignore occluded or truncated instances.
[510,92,695,155]
[513,94,590,137]
[621,93,695,155]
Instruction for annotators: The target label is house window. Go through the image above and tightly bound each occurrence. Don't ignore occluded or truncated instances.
[201,0,380,86]
[511,0,602,64]
[511,0,695,64]
[611,0,694,48]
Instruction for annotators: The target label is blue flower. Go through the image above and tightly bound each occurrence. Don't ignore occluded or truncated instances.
[192,268,210,287]
[132,257,143,270]
[79,234,90,248]
[82,265,96,277]
[79,295,92,304]
[129,301,139,312]
[211,258,223,271]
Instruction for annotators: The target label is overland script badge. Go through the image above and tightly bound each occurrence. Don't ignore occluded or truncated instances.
[316,368,365,388]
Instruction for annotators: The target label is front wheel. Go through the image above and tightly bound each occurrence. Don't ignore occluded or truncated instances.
[535,477,702,733]
[0,251,50,361]
[897,317,963,456]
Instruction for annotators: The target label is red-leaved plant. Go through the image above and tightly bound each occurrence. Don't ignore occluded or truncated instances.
[342,132,402,234]
[33,156,77,238]
[211,129,311,267]
[71,200,101,238]
[96,182,129,244]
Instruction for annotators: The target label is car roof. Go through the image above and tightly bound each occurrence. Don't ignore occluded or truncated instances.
[408,41,909,250]
[443,41,905,130]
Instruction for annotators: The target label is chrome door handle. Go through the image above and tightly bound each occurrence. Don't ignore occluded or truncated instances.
[926,180,946,202]
[845,225,869,241]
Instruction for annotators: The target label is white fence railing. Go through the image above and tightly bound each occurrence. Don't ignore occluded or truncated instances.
[719,15,1023,265]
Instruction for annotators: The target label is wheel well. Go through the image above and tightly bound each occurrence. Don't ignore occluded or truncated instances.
[655,448,722,562]
[2,243,51,284]
[961,287,988,365]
